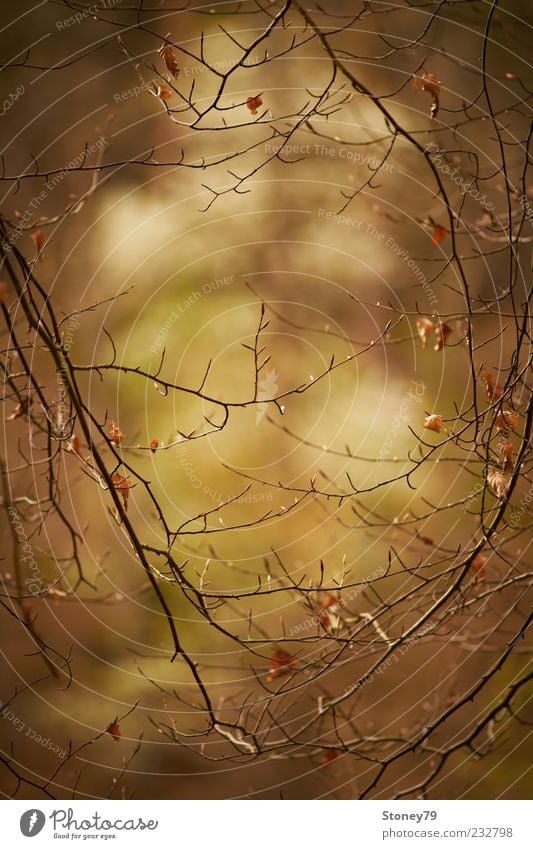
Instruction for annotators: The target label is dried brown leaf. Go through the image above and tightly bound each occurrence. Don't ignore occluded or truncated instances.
[413,70,442,120]
[266,649,294,681]
[158,43,180,78]
[111,473,131,511]
[423,414,443,433]
[416,317,434,349]
[431,224,449,246]
[31,230,45,260]
[433,322,452,351]
[109,420,124,446]
[246,95,263,116]
[105,721,121,742]
[156,84,173,101]
[487,468,509,500]
[6,396,32,421]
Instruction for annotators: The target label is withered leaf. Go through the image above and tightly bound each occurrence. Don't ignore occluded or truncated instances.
[322,748,339,768]
[6,396,32,421]
[67,434,82,456]
[413,70,442,120]
[109,420,124,446]
[246,95,263,116]
[487,468,509,500]
[495,410,518,431]
[482,372,503,402]
[471,553,487,582]
[31,230,45,260]
[158,43,180,78]
[433,322,452,351]
[105,721,121,742]
[156,84,173,101]
[266,649,294,682]
[431,224,449,246]
[423,414,443,433]
[418,534,435,546]
[416,317,434,349]
[111,473,131,511]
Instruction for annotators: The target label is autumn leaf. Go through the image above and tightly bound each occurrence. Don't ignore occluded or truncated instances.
[431,223,449,246]
[418,534,435,546]
[413,70,442,120]
[433,321,452,351]
[105,720,121,742]
[109,420,124,446]
[423,414,443,433]
[246,95,263,116]
[319,593,338,611]
[111,473,131,511]
[21,600,34,623]
[481,372,503,402]
[0,281,8,303]
[67,434,82,456]
[499,440,514,475]
[471,553,487,582]
[158,43,180,78]
[31,230,45,260]
[322,748,338,768]
[6,396,32,421]
[47,587,66,606]
[495,410,518,431]
[155,84,173,101]
[487,468,509,500]
[149,438,159,453]
[266,649,294,681]
[500,440,514,460]
[416,317,434,349]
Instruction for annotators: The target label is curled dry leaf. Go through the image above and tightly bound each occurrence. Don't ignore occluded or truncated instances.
[318,593,341,630]
[423,414,443,433]
[412,70,442,120]
[155,84,173,101]
[31,230,45,260]
[105,721,121,742]
[418,534,435,546]
[109,420,124,446]
[319,593,339,611]
[431,224,449,246]
[67,434,82,456]
[111,473,131,511]
[433,322,452,351]
[471,553,487,582]
[322,748,339,768]
[266,649,294,681]
[416,317,434,349]
[495,410,518,431]
[246,95,263,115]
[6,396,32,421]
[47,587,66,606]
[500,440,514,460]
[158,43,180,78]
[481,371,503,402]
[500,440,514,475]
[149,438,159,453]
[457,317,471,345]
[487,468,509,500]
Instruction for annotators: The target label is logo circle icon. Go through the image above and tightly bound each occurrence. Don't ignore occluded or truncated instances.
[20,810,46,837]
